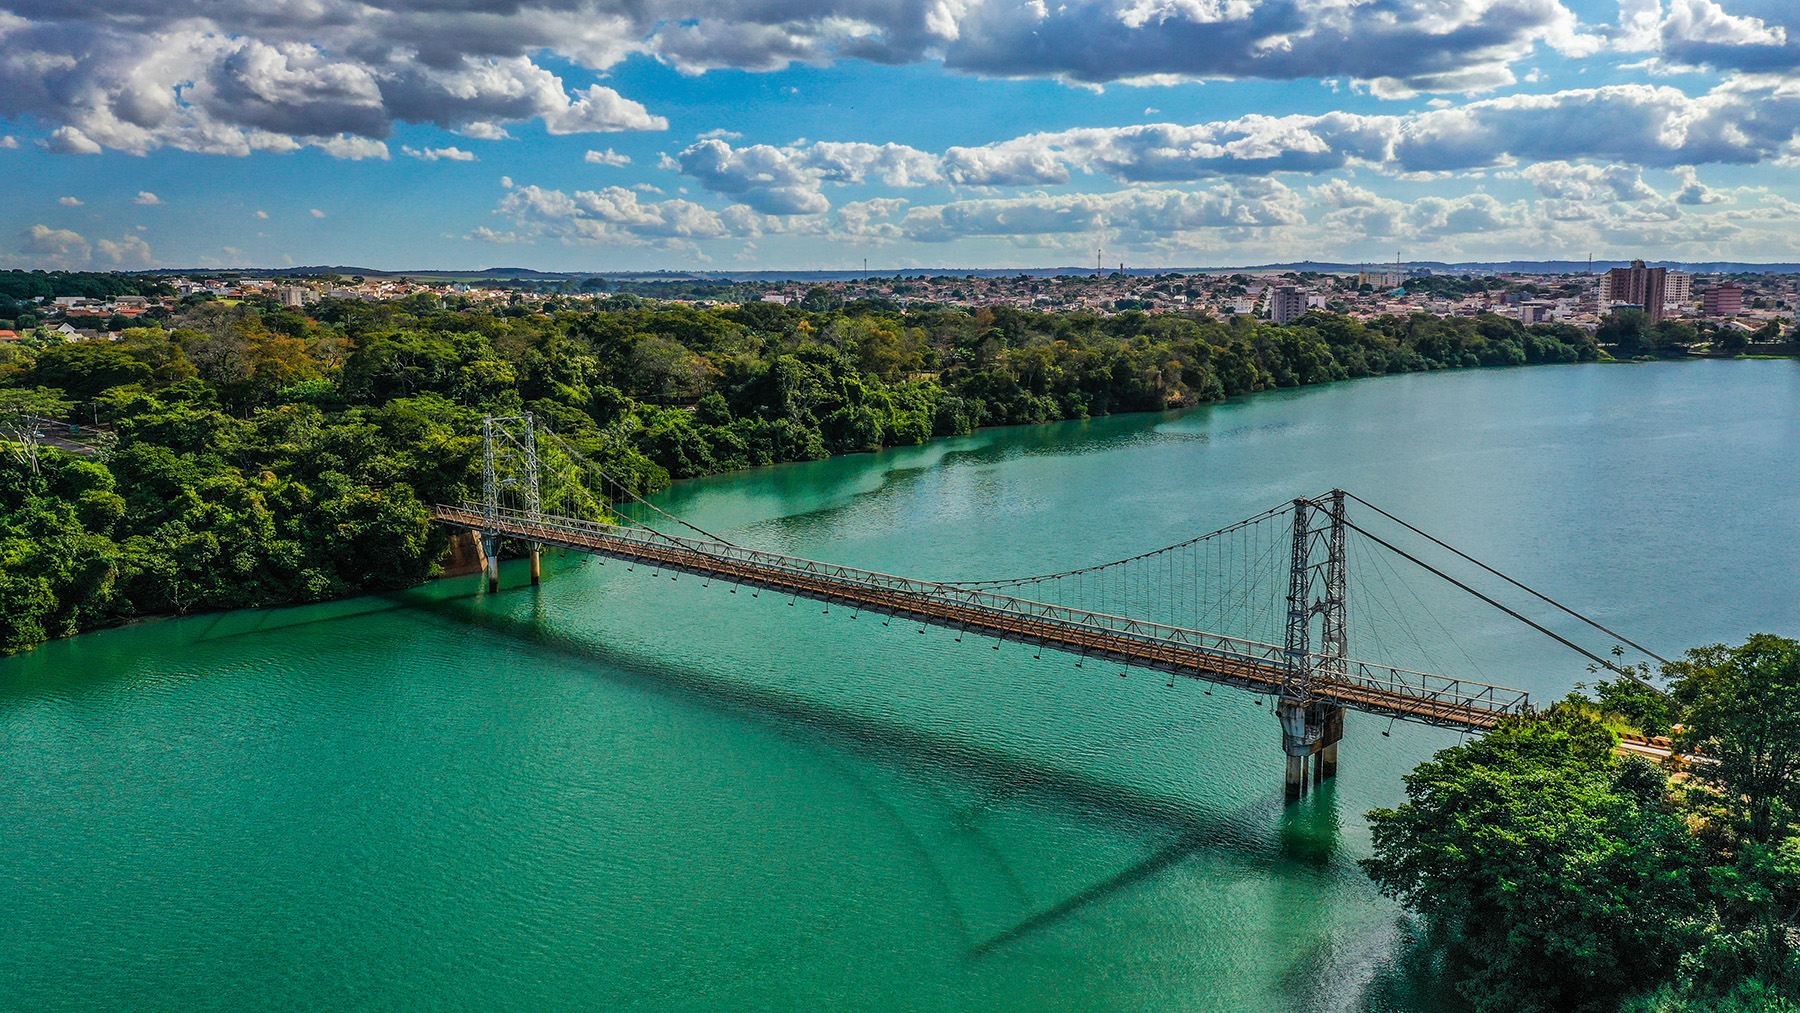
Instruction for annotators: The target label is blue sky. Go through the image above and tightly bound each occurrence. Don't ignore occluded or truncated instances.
[3,0,1800,271]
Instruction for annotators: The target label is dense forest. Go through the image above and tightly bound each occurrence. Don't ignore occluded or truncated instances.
[0,295,1598,653]
[1366,636,1800,1013]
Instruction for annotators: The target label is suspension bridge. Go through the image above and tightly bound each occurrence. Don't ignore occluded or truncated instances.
[432,415,1668,802]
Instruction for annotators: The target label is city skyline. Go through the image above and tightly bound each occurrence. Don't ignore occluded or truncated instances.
[4,0,1800,272]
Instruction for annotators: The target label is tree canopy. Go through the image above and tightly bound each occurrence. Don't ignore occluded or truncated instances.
[1,297,1598,653]
[1367,638,1800,1012]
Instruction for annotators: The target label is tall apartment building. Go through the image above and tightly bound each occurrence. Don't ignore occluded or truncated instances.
[1703,283,1744,317]
[1664,270,1692,308]
[1269,285,1307,325]
[1599,260,1669,321]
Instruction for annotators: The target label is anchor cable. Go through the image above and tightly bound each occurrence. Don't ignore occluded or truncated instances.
[1345,491,1669,665]
[1341,516,1635,679]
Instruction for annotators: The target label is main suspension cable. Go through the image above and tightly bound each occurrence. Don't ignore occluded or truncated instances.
[939,500,1296,590]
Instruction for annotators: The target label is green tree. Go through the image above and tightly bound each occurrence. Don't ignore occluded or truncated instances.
[1718,330,1751,354]
[1671,635,1800,846]
[0,387,74,424]
[26,343,154,403]
[1364,707,1701,1013]
[1598,309,1651,351]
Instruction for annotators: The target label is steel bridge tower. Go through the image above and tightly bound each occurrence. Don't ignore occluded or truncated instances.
[1277,490,1348,801]
[480,414,543,592]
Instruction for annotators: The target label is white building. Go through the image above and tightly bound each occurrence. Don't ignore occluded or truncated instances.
[1664,271,1692,308]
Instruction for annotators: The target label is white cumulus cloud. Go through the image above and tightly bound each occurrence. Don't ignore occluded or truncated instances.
[12,224,154,268]
[402,145,477,161]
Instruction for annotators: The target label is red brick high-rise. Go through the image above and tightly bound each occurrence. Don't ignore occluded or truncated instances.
[1601,259,1668,321]
[1702,283,1743,317]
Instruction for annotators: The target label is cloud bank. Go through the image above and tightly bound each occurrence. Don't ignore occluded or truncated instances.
[0,0,1624,156]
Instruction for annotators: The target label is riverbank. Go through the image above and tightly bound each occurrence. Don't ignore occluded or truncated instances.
[0,303,1605,655]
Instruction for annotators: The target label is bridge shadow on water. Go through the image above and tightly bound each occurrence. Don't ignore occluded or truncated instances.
[395,578,1362,960]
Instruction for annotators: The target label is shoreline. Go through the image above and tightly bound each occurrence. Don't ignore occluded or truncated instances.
[8,355,1788,657]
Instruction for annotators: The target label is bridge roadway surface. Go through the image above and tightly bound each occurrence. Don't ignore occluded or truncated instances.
[439,504,1536,733]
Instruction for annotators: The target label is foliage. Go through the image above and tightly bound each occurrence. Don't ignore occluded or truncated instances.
[0,297,1598,652]
[1371,637,1800,1012]
[0,270,175,303]
[1582,659,1678,735]
[1671,636,1800,846]
[1365,707,1702,1013]
[1625,978,1800,1013]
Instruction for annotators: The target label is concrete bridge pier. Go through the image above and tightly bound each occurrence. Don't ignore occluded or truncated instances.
[1277,700,1346,801]
[482,533,500,593]
[1276,699,1321,801]
[1313,703,1345,783]
[529,543,542,586]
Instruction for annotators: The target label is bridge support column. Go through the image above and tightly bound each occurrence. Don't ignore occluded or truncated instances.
[1313,702,1345,783]
[1278,699,1345,800]
[1284,753,1308,802]
[482,533,500,593]
[1276,699,1319,802]
[529,543,542,586]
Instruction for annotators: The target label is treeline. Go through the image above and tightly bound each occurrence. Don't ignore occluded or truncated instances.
[0,271,176,325]
[0,298,1597,652]
[1598,307,1787,355]
[1366,636,1800,1013]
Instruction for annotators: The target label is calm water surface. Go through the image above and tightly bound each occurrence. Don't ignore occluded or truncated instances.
[4,361,1799,1012]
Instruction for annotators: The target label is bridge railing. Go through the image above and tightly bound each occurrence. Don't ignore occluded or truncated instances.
[446,502,1293,662]
[1326,660,1532,720]
[441,503,1533,723]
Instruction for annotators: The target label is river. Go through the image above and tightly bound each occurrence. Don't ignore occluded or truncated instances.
[4,360,1798,1012]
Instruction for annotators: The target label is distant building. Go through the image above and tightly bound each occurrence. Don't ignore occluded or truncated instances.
[277,286,311,308]
[1599,260,1668,321]
[1269,285,1306,325]
[1703,283,1744,317]
[1518,302,1554,325]
[1664,271,1692,308]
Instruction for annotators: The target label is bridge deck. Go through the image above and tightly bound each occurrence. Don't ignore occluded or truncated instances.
[435,504,1532,733]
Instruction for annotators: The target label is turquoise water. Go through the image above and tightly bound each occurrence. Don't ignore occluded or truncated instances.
[4,360,1797,1011]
